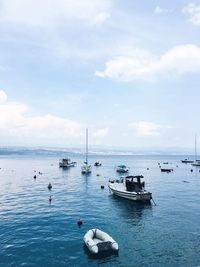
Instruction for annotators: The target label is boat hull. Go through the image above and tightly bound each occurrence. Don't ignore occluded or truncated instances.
[181,160,194,163]
[109,184,152,202]
[191,163,200,167]
[81,164,92,174]
[59,162,76,167]
[161,168,173,172]
[116,169,129,173]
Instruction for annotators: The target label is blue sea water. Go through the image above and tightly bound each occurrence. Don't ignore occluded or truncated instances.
[0,153,200,267]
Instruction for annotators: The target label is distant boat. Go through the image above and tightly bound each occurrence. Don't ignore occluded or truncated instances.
[116,165,129,173]
[84,229,118,254]
[94,161,102,167]
[191,134,200,167]
[160,168,173,173]
[59,158,77,167]
[81,128,92,174]
[181,159,194,163]
[109,175,152,202]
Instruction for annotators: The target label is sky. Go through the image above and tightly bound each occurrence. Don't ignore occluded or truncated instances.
[0,0,200,151]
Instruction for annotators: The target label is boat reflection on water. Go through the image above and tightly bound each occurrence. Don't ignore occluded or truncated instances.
[83,243,119,260]
[108,194,152,223]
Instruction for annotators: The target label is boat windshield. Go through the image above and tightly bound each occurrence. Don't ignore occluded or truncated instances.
[62,158,70,163]
[125,175,144,192]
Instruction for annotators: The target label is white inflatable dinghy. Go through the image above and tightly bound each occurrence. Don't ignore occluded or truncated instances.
[83,228,119,254]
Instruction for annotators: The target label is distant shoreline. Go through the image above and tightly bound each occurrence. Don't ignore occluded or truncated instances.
[0,146,195,157]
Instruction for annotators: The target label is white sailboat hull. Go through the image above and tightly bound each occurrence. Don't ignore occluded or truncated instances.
[191,162,200,167]
[81,164,92,174]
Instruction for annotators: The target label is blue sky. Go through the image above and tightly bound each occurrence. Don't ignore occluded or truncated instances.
[0,0,200,150]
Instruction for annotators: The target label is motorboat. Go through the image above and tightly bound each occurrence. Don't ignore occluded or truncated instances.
[160,168,173,173]
[59,158,77,167]
[116,165,129,173]
[81,128,92,174]
[108,175,152,202]
[181,159,194,163]
[94,161,102,167]
[83,229,118,254]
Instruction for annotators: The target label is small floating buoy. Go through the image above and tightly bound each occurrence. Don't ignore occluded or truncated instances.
[101,185,104,189]
[48,183,52,190]
[147,168,149,170]
[33,175,36,179]
[77,219,83,226]
[191,169,193,172]
[49,196,52,202]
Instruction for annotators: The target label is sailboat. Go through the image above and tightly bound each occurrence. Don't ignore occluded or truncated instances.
[191,134,200,166]
[81,128,92,174]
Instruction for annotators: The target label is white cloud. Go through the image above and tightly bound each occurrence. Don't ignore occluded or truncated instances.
[93,12,110,25]
[183,3,200,26]
[93,128,109,138]
[0,90,7,102]
[0,92,83,143]
[128,121,171,136]
[95,44,200,81]
[154,6,173,14]
[0,0,112,26]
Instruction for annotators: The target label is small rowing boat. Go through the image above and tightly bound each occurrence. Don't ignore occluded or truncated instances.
[83,229,118,254]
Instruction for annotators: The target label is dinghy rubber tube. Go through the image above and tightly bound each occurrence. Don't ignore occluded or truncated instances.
[83,229,118,254]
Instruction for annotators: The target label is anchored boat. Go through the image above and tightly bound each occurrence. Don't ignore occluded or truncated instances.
[94,161,102,166]
[109,175,152,202]
[181,159,194,163]
[116,165,129,173]
[59,158,77,167]
[81,128,92,174]
[160,168,173,173]
[83,229,118,254]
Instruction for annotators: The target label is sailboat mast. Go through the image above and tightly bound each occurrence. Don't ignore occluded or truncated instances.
[195,134,197,161]
[86,128,88,164]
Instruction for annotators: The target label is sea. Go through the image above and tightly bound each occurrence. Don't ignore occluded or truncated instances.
[0,148,200,267]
